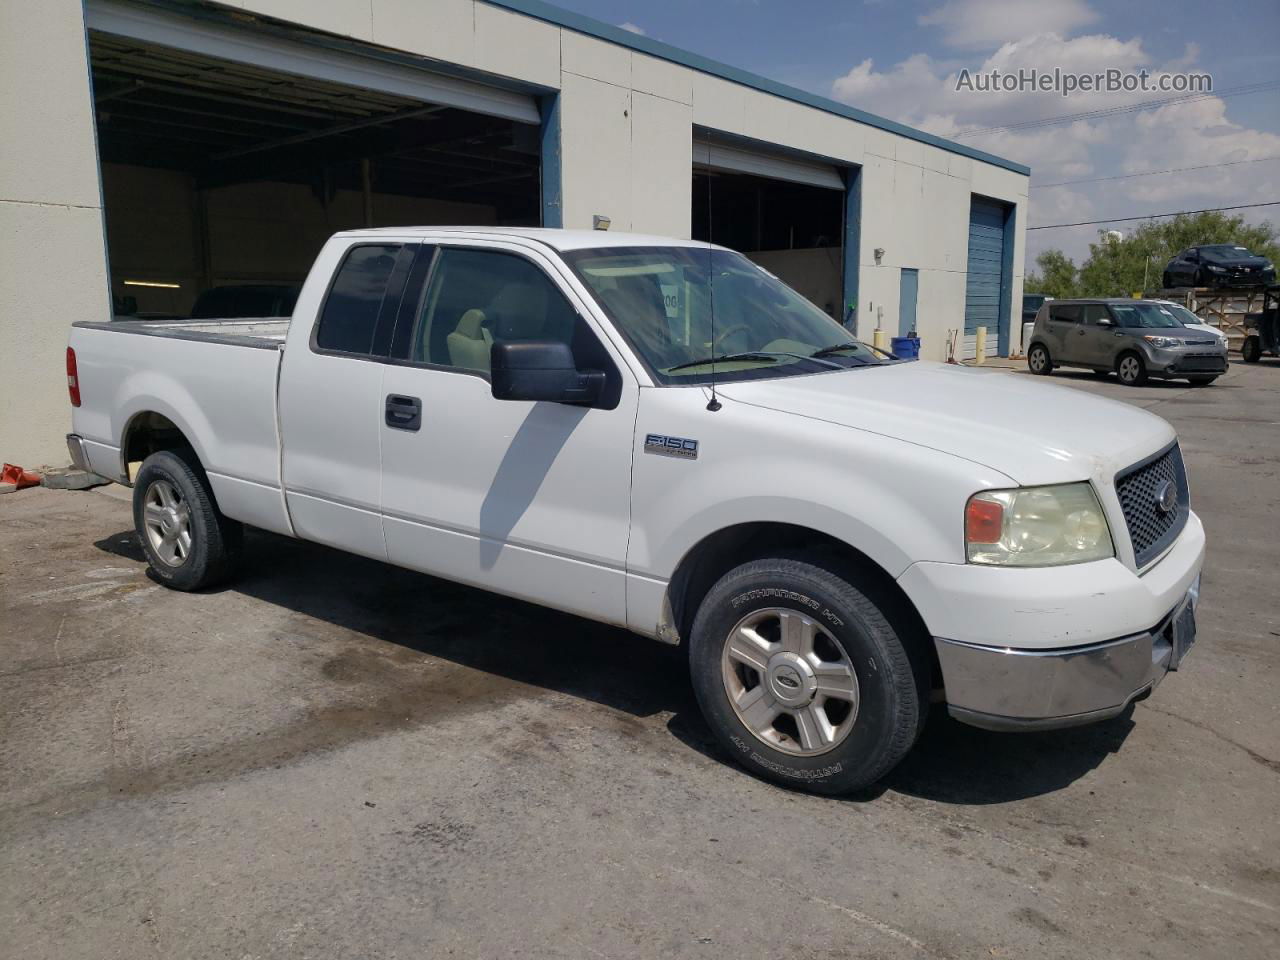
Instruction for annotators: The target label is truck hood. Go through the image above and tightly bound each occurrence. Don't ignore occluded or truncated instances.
[717,361,1174,486]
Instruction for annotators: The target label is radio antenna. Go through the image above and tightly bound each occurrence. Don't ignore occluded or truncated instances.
[705,137,721,413]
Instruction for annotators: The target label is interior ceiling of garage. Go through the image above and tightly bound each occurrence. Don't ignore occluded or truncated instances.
[692,168,843,253]
[88,32,540,219]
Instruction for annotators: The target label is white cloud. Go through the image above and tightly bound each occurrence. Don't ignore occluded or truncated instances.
[830,29,1278,263]
[618,22,646,36]
[919,0,1098,50]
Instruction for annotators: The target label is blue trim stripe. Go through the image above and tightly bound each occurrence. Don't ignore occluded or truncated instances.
[539,93,563,227]
[483,0,1030,177]
[842,167,861,330]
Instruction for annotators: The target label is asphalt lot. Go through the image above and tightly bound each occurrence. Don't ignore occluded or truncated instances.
[2,360,1277,959]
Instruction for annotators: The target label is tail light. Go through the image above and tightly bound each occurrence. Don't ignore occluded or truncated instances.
[66,347,81,407]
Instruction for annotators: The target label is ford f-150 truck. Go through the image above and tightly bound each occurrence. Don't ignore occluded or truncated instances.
[66,228,1204,794]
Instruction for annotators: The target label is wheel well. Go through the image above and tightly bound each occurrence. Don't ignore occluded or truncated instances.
[122,412,194,481]
[665,522,939,687]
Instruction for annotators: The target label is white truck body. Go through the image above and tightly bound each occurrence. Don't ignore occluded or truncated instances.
[68,227,1204,742]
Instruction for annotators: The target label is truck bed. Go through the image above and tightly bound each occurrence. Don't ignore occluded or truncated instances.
[78,317,291,349]
[69,315,292,536]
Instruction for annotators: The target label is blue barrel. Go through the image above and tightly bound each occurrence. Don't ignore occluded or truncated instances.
[890,336,921,360]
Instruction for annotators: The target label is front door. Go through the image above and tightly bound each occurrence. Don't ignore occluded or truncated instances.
[898,268,918,337]
[378,241,637,626]
[1077,303,1118,367]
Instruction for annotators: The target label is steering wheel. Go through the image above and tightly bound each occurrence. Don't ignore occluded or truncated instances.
[713,324,751,351]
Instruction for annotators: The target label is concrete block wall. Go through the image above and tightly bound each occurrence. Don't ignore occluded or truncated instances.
[0,0,110,466]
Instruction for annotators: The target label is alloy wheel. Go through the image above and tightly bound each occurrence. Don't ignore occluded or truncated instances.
[1119,355,1141,383]
[721,607,860,756]
[143,479,193,566]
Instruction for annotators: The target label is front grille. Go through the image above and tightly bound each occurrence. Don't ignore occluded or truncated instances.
[1115,443,1189,568]
[1173,356,1227,373]
[1184,339,1219,346]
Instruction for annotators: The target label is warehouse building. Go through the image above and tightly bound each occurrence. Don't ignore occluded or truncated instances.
[0,0,1029,465]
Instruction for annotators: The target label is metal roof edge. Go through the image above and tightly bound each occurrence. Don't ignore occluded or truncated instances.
[482,0,1031,177]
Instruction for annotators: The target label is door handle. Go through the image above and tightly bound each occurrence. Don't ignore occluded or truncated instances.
[385,394,422,431]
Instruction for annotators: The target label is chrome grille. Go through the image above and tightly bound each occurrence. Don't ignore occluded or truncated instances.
[1115,443,1189,568]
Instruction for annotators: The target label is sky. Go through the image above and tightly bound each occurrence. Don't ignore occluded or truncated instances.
[549,0,1280,267]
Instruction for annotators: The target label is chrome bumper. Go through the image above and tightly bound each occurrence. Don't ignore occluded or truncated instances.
[934,586,1197,732]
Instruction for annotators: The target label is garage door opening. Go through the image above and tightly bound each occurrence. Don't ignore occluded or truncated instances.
[90,32,542,319]
[692,139,846,320]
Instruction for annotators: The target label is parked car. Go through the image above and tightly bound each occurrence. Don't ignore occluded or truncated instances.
[1162,244,1276,289]
[1027,298,1228,386]
[1022,292,1052,323]
[1148,300,1228,344]
[66,228,1204,795]
[189,283,301,319]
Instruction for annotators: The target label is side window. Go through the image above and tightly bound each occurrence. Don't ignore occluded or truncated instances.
[1050,304,1081,323]
[1080,304,1111,325]
[410,248,580,374]
[314,244,402,355]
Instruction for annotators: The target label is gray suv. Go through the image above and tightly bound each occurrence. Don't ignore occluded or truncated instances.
[1026,299,1228,386]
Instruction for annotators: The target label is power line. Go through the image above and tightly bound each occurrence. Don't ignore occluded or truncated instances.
[1028,201,1280,230]
[1032,155,1280,189]
[951,80,1280,140]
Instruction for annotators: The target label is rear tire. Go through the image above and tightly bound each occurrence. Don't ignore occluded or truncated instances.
[133,448,243,591]
[1242,336,1261,363]
[1027,343,1052,376]
[688,557,923,795]
[1161,271,1172,290]
[1116,351,1148,386]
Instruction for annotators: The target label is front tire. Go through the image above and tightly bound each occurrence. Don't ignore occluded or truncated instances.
[1187,376,1217,386]
[133,448,243,591]
[688,558,923,795]
[1027,343,1052,376]
[1162,271,1172,289]
[1116,351,1148,386]
[1242,336,1261,363]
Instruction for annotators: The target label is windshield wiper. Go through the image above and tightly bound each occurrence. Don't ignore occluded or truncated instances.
[666,352,780,372]
[810,343,883,363]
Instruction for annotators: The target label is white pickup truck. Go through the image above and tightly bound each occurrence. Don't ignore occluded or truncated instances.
[67,228,1204,793]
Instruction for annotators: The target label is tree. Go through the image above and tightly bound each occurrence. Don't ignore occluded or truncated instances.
[1076,211,1280,297]
[1025,249,1079,298]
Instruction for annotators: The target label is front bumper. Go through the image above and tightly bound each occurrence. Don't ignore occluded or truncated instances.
[934,583,1197,731]
[1145,347,1228,377]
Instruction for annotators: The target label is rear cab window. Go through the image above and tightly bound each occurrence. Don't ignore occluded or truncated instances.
[313,243,414,357]
[1049,304,1082,323]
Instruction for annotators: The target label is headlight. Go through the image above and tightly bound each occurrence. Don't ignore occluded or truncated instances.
[966,483,1114,566]
[1207,265,1225,273]
[1143,335,1181,348]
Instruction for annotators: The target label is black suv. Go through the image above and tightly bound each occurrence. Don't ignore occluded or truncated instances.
[1163,244,1275,289]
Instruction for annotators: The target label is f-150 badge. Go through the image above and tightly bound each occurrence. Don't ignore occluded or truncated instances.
[645,433,698,460]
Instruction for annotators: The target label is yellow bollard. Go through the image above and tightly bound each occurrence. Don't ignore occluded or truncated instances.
[873,328,887,351]
[975,325,987,364]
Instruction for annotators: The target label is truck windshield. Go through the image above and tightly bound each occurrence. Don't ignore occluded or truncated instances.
[563,246,883,384]
[1109,303,1182,329]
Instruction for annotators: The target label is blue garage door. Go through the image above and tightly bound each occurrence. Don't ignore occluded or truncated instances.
[965,197,1011,357]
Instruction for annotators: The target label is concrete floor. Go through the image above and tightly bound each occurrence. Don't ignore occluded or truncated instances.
[2,361,1277,959]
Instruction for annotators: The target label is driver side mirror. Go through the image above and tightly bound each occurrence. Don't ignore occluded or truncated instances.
[490,340,605,406]
[1097,316,1114,327]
